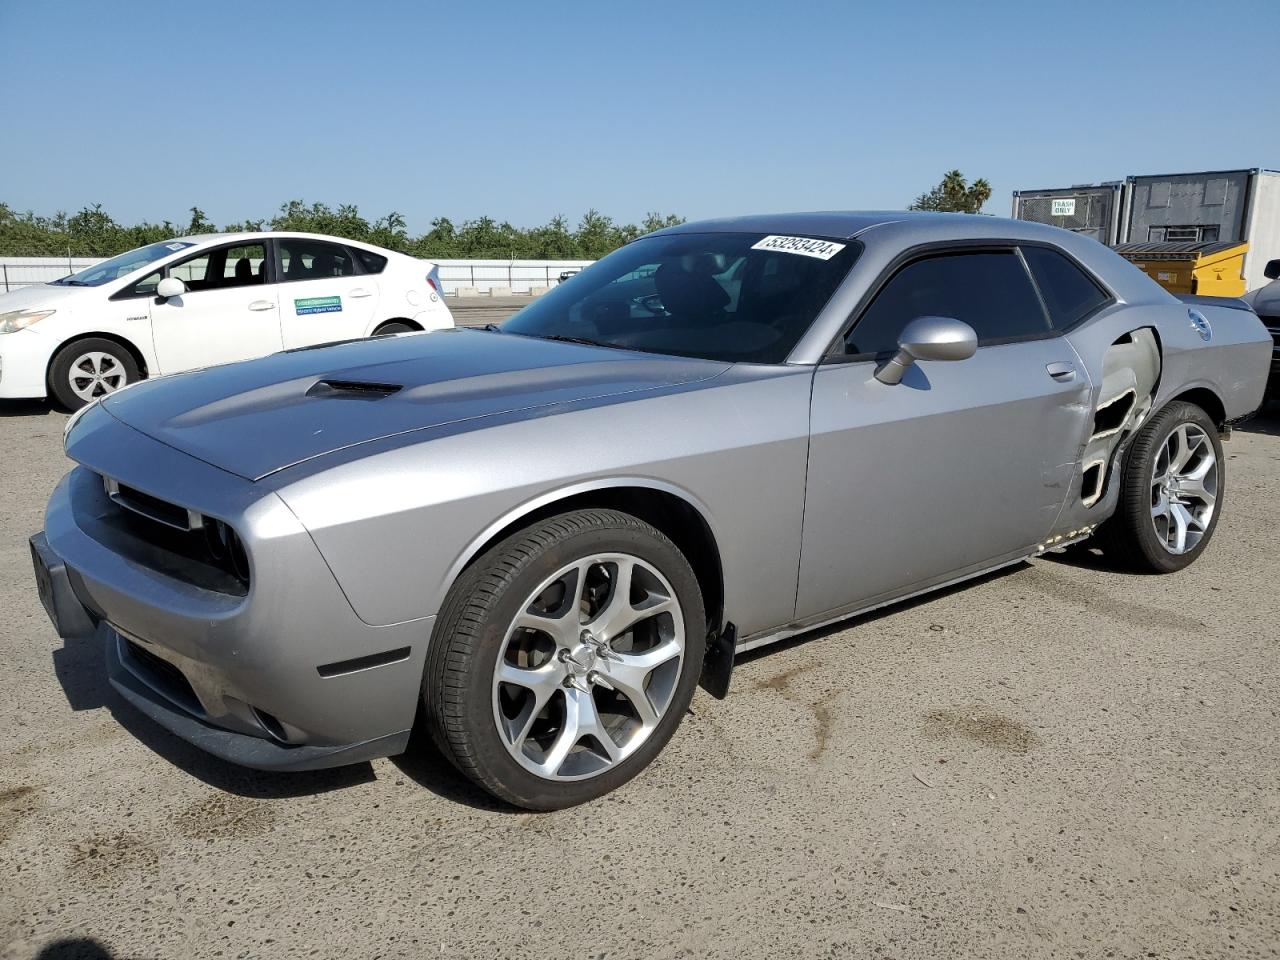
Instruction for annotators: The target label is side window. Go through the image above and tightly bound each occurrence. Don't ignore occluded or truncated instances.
[352,248,387,274]
[278,239,356,283]
[1021,246,1110,329]
[219,243,267,287]
[845,250,1050,356]
[165,242,266,293]
[170,251,214,291]
[126,270,162,298]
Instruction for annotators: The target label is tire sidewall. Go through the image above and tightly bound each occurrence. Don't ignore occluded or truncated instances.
[439,516,705,809]
[49,338,140,411]
[1124,402,1224,572]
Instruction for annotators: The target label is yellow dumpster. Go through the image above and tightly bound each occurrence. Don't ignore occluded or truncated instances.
[1113,240,1248,297]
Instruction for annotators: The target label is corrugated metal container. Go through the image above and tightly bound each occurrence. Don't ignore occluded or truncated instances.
[1121,169,1280,291]
[1011,183,1125,244]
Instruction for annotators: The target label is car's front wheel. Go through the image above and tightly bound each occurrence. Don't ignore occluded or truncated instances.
[48,338,140,411]
[423,509,705,810]
[1097,400,1223,572]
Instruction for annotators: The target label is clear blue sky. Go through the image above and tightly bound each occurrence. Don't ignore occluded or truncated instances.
[2,0,1277,232]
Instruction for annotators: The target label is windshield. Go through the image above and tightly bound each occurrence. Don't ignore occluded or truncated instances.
[50,240,195,287]
[501,232,861,363]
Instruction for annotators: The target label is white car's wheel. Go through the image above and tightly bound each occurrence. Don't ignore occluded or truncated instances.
[423,509,705,810]
[48,338,141,411]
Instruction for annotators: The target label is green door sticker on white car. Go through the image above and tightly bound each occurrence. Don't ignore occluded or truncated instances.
[294,296,342,315]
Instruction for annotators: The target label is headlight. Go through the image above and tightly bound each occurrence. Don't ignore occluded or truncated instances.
[0,309,55,334]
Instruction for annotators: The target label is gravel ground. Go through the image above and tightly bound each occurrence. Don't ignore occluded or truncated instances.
[1,394,1277,960]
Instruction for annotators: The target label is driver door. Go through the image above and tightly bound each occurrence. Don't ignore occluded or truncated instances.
[795,248,1090,621]
[148,241,282,373]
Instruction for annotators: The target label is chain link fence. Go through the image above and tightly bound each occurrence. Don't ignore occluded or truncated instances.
[1012,188,1121,244]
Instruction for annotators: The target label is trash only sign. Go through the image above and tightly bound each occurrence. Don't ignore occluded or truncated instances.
[1051,198,1077,217]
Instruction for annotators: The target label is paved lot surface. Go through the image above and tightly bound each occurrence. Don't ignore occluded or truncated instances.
[1,391,1278,960]
[446,295,537,328]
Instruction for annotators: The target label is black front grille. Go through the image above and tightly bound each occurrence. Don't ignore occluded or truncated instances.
[94,475,250,596]
[111,482,193,530]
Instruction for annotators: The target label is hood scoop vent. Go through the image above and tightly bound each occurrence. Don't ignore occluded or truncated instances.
[306,378,403,400]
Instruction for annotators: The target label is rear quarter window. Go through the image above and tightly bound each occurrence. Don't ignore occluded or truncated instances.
[1022,245,1110,329]
[353,248,388,274]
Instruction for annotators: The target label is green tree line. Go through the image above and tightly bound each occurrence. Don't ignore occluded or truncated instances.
[0,200,686,261]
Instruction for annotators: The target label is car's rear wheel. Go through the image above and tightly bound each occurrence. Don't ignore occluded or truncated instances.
[372,321,417,336]
[1096,400,1223,573]
[423,509,705,810]
[48,338,141,411]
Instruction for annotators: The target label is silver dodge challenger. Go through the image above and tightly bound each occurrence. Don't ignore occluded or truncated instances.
[31,212,1272,809]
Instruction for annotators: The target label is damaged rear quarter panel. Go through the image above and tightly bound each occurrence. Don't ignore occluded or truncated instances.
[1049,299,1270,541]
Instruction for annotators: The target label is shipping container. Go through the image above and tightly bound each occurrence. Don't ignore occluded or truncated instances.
[1121,169,1280,290]
[1010,183,1125,245]
[1013,168,1280,291]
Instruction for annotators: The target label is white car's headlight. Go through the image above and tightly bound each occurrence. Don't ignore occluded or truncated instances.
[0,309,55,334]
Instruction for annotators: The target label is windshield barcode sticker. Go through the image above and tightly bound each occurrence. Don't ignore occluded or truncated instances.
[751,235,846,260]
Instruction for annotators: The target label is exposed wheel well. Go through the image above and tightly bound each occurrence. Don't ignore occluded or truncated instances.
[1166,387,1225,427]
[47,332,149,386]
[373,318,422,334]
[464,488,725,633]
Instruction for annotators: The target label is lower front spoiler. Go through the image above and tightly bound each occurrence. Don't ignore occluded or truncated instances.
[105,632,410,771]
[34,530,412,773]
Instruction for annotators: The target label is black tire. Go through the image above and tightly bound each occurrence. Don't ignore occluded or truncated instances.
[423,509,706,810]
[1095,400,1224,573]
[372,321,417,336]
[48,338,141,411]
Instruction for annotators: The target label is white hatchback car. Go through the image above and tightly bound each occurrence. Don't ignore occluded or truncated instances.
[0,232,454,409]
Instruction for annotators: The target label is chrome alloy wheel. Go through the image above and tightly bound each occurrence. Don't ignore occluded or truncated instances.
[1150,423,1217,555]
[68,351,127,403]
[491,553,685,781]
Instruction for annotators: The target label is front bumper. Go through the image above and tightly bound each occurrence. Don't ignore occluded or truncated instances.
[0,329,54,399]
[103,624,409,770]
[35,411,434,771]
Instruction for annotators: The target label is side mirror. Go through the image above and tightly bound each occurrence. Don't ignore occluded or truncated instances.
[874,315,978,385]
[1264,259,1280,281]
[156,277,186,300]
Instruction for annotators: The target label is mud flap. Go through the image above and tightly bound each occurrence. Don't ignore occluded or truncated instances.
[699,622,736,700]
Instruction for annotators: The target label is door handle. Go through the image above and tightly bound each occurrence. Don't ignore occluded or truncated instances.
[349,288,371,298]
[1046,361,1076,382]
[248,300,276,311]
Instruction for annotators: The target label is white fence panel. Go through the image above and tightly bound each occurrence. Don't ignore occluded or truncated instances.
[434,259,594,294]
[0,256,596,295]
[0,257,100,291]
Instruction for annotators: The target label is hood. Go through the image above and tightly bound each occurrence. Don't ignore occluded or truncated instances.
[1249,279,1280,320]
[0,282,87,312]
[100,329,729,480]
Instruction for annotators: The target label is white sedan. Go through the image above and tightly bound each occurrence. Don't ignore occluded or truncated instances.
[0,232,455,409]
